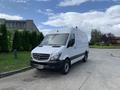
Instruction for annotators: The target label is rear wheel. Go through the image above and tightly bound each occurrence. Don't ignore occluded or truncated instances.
[82,52,88,62]
[61,59,70,74]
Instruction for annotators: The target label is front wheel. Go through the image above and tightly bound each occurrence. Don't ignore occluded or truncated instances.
[61,60,70,74]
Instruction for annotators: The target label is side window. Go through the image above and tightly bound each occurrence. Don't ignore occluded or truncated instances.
[68,33,75,47]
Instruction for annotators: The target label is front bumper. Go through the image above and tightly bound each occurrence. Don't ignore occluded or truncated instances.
[30,60,64,70]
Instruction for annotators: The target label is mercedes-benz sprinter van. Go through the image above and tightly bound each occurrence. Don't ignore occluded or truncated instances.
[31,27,89,74]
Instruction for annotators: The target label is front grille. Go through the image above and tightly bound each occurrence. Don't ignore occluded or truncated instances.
[33,53,50,60]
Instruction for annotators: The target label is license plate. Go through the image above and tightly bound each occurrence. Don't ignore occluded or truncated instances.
[37,65,44,69]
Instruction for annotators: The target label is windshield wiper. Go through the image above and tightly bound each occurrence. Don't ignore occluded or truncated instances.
[39,45,43,47]
[52,45,61,47]
[48,44,61,46]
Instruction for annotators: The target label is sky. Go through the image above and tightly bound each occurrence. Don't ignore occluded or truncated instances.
[0,0,120,39]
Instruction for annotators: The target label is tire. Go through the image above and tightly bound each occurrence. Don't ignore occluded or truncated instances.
[61,59,70,74]
[36,68,40,70]
[82,52,88,62]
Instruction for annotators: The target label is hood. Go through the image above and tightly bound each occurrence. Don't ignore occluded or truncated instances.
[31,46,64,54]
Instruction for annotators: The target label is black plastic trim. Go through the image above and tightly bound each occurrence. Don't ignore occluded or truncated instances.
[70,52,85,60]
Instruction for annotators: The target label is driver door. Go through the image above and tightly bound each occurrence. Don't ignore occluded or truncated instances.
[66,33,77,64]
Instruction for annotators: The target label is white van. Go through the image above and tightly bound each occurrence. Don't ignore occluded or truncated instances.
[31,27,89,74]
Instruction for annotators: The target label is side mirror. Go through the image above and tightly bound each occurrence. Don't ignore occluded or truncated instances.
[67,39,75,48]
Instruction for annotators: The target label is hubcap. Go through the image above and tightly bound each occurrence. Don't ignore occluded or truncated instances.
[65,63,69,72]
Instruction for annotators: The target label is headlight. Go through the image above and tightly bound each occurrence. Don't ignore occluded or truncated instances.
[50,52,62,61]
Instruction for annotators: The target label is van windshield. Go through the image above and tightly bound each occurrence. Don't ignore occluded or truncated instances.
[40,34,69,46]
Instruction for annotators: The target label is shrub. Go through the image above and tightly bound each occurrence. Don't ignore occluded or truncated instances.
[0,24,9,52]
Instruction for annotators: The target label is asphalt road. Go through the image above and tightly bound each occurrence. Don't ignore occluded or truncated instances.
[0,49,120,90]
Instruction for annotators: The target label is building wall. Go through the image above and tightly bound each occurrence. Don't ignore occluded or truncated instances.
[0,18,39,32]
[111,37,120,44]
[25,20,38,31]
[0,19,5,25]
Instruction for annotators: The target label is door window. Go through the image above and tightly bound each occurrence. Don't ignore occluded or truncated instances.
[68,34,75,47]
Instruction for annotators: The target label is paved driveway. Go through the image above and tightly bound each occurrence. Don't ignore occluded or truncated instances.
[0,49,120,90]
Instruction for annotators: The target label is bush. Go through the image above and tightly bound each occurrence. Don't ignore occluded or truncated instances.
[0,24,9,52]
[90,29,102,45]
[22,31,30,51]
[0,26,2,51]
[7,31,12,51]
[12,30,44,51]
[37,32,44,46]
[12,30,22,51]
[29,31,37,50]
[0,24,44,52]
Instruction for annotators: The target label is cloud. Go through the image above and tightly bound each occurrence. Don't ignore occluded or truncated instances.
[59,0,89,7]
[0,13,23,20]
[8,0,30,3]
[37,9,55,16]
[38,25,51,35]
[35,0,50,2]
[106,5,120,17]
[58,0,120,7]
[43,5,120,37]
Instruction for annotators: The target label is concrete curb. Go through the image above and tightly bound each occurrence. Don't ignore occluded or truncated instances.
[0,66,33,78]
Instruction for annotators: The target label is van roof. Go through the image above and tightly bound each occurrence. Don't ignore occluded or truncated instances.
[47,28,73,34]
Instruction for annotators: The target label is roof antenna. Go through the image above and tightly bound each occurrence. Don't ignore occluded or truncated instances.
[75,26,78,29]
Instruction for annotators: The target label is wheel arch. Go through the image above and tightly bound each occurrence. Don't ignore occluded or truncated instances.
[65,57,71,66]
[85,50,89,55]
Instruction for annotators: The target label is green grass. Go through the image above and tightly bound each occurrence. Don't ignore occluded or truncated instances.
[90,45,120,49]
[0,52,30,73]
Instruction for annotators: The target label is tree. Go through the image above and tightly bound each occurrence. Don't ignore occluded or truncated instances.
[0,25,2,52]
[37,32,44,45]
[29,31,44,50]
[106,33,115,45]
[12,30,44,51]
[22,31,30,51]
[0,24,9,52]
[12,30,22,51]
[90,29,102,45]
[7,31,12,51]
[101,34,108,45]
[30,31,37,49]
[101,33,115,45]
